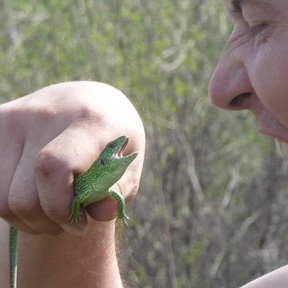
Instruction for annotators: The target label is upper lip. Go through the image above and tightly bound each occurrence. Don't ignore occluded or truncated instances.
[256,112,288,144]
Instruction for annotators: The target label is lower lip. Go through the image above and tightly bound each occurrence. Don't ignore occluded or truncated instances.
[258,128,288,144]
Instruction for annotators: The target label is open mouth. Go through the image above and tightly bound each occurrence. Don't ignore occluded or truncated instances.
[105,136,137,162]
[108,137,130,160]
[115,137,129,158]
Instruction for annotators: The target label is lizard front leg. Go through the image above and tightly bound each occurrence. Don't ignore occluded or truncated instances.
[68,193,84,224]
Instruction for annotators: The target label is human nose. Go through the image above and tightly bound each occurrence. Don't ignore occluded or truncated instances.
[208,53,254,111]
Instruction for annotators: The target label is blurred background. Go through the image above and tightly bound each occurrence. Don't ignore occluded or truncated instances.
[1,0,288,287]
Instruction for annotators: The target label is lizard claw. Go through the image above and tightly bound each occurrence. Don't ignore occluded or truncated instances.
[120,213,130,227]
[68,211,83,225]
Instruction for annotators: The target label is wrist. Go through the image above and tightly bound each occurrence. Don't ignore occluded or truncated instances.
[18,220,122,288]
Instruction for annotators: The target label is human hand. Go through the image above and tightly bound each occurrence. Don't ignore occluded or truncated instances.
[0,81,145,234]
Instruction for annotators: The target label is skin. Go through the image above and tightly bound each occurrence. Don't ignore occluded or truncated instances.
[209,0,288,286]
[0,81,145,287]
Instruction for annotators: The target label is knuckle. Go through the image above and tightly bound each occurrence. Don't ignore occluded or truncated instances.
[34,105,57,120]
[35,150,67,176]
[78,105,104,121]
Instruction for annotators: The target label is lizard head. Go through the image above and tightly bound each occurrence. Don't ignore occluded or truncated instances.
[91,135,138,188]
[99,135,138,166]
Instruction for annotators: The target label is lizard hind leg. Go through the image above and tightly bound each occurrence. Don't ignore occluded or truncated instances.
[108,190,129,226]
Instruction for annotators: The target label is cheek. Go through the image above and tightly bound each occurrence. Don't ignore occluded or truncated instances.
[250,44,288,127]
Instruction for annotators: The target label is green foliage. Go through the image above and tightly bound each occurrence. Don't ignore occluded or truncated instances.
[1,0,288,287]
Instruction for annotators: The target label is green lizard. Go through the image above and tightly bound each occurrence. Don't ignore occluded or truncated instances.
[9,135,138,288]
[68,135,138,224]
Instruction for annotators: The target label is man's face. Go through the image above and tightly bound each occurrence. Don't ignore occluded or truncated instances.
[209,0,288,149]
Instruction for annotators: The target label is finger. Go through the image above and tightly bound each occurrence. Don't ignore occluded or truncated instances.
[0,109,34,232]
[9,142,62,234]
[86,198,118,222]
[34,122,111,230]
[36,122,144,229]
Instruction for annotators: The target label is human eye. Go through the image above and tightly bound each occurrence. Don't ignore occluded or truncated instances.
[249,23,268,37]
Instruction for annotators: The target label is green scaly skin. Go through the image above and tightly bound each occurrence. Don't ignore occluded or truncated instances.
[69,135,138,225]
[9,227,18,288]
[9,135,137,288]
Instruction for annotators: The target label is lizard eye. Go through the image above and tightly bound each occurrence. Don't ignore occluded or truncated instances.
[108,142,117,149]
[100,159,106,165]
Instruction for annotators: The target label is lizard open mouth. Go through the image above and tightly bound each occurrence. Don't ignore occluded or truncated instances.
[108,136,130,160]
[115,137,128,158]
[104,135,137,163]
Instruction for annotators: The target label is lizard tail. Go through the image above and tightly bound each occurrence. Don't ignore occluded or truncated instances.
[9,226,18,288]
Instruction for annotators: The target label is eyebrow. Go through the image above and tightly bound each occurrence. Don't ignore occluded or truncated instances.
[231,0,243,12]
[230,0,275,13]
[231,0,271,11]
[231,0,248,12]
